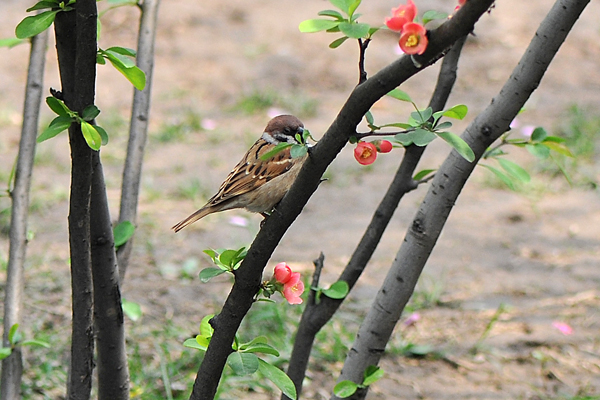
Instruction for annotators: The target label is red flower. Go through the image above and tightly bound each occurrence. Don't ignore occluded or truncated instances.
[282,272,304,305]
[399,22,428,55]
[274,262,292,284]
[458,0,466,4]
[374,140,393,153]
[354,141,378,165]
[385,0,417,32]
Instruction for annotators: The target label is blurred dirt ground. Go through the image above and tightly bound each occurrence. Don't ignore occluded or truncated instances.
[0,0,599,399]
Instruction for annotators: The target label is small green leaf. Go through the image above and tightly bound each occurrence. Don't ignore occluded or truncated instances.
[26,0,59,12]
[103,52,146,90]
[15,10,59,39]
[338,21,370,39]
[497,158,530,183]
[419,107,433,123]
[436,131,475,162]
[8,324,19,345]
[260,142,293,160]
[122,299,142,321]
[0,348,12,360]
[412,129,437,146]
[96,53,106,64]
[542,135,565,143]
[94,125,109,146]
[333,380,358,398]
[183,338,205,351]
[387,88,412,102]
[442,104,468,120]
[227,352,259,376]
[199,267,227,282]
[329,0,352,14]
[81,121,102,150]
[195,335,210,350]
[318,9,344,20]
[258,358,297,400]
[413,169,435,181]
[480,164,515,190]
[81,104,101,121]
[19,339,51,348]
[104,49,136,68]
[394,132,413,146]
[37,115,72,143]
[298,18,340,33]
[113,220,135,247]
[381,122,412,129]
[241,342,280,357]
[348,0,361,18]
[422,10,448,25]
[526,143,550,159]
[105,46,136,57]
[199,315,214,337]
[530,127,547,142]
[322,280,349,299]
[542,141,574,157]
[435,121,452,130]
[363,365,384,386]
[290,144,308,159]
[329,36,349,48]
[0,38,26,48]
[46,96,69,116]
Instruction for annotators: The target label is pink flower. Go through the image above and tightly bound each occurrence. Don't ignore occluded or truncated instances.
[274,262,292,284]
[552,321,573,335]
[282,272,304,304]
[399,22,428,55]
[385,0,417,32]
[354,141,378,165]
[374,140,393,153]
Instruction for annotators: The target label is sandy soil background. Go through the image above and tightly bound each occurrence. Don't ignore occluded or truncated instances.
[0,0,599,399]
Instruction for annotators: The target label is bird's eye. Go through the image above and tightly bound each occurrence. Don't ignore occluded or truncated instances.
[283,127,292,134]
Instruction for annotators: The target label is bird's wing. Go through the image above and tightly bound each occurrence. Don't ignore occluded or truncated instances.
[207,138,297,206]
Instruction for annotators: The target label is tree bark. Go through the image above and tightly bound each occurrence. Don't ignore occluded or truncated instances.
[0,28,48,400]
[117,0,161,282]
[333,1,590,398]
[189,1,496,398]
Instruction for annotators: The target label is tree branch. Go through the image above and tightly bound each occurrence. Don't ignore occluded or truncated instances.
[334,1,590,398]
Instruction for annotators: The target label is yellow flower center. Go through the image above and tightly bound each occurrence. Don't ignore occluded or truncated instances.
[406,34,419,48]
[361,148,373,158]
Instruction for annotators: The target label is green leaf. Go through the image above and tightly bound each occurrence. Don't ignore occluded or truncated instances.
[348,0,361,18]
[381,122,412,129]
[338,21,369,39]
[394,132,413,146]
[105,46,137,57]
[333,380,358,398]
[183,338,205,351]
[480,164,515,190]
[363,365,384,386]
[526,143,550,159]
[530,127,547,142]
[387,88,412,102]
[103,52,146,90]
[329,0,352,14]
[37,115,72,143]
[113,220,135,247]
[104,49,136,68]
[542,141,574,157]
[26,0,59,12]
[298,18,340,33]
[122,299,142,321]
[422,10,448,25]
[199,267,227,282]
[434,121,452,130]
[258,358,297,400]
[411,129,437,146]
[436,131,475,162]
[20,339,51,348]
[322,280,349,299]
[259,142,293,160]
[8,324,19,345]
[329,36,349,48]
[365,111,374,126]
[46,96,70,116]
[227,352,259,376]
[195,335,210,350]
[81,104,101,121]
[94,125,109,146]
[418,107,433,123]
[81,121,102,150]
[542,135,565,143]
[0,348,12,360]
[290,144,308,159]
[318,9,344,20]
[413,169,435,181]
[497,158,530,183]
[442,104,468,120]
[0,37,26,48]
[199,314,214,337]
[15,10,59,39]
[241,342,280,357]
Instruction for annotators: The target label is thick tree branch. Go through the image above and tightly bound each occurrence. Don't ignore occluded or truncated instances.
[1,28,48,400]
[283,35,467,400]
[190,1,495,398]
[334,1,590,399]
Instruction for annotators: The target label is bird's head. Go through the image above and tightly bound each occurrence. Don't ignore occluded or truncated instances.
[263,115,305,145]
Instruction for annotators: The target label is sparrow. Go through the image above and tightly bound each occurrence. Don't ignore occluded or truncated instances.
[172,115,307,232]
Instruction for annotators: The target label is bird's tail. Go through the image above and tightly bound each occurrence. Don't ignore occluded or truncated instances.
[172,207,212,232]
